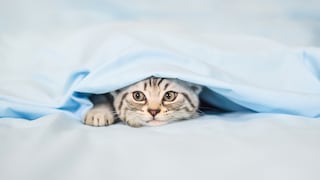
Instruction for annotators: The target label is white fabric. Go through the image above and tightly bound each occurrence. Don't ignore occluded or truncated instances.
[1,113,320,180]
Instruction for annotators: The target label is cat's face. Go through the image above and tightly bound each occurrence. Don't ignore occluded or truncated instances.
[113,77,202,127]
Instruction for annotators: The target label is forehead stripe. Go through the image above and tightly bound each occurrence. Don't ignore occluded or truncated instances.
[144,82,147,91]
[118,92,128,111]
[164,83,170,90]
[157,78,164,87]
[152,78,157,87]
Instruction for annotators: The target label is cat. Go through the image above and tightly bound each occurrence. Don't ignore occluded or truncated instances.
[84,77,202,127]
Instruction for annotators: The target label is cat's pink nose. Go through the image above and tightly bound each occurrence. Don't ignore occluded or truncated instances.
[148,109,160,117]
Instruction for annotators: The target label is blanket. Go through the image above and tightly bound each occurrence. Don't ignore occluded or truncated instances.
[1,24,320,120]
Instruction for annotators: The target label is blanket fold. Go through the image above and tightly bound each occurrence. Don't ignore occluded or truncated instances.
[1,26,320,120]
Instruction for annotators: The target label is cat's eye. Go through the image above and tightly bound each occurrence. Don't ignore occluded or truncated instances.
[163,91,178,102]
[132,91,146,101]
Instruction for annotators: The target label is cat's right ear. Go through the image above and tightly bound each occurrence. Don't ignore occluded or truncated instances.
[190,84,202,95]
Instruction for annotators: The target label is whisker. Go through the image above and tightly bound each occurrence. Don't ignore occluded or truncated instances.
[199,106,218,110]
[196,109,206,116]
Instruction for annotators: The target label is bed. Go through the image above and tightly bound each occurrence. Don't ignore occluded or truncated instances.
[1,0,320,180]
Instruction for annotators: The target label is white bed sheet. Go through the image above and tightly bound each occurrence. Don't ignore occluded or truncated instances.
[1,113,320,180]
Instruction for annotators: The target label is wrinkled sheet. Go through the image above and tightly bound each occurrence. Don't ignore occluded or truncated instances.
[1,113,320,180]
[1,0,320,180]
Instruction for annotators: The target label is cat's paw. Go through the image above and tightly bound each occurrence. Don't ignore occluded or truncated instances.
[126,120,143,128]
[84,109,114,127]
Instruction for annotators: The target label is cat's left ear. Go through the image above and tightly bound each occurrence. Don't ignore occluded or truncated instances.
[111,90,121,97]
[190,84,202,95]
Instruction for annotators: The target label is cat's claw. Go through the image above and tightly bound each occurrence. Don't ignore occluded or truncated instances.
[84,110,114,127]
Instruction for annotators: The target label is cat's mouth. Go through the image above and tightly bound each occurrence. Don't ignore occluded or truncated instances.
[145,120,168,126]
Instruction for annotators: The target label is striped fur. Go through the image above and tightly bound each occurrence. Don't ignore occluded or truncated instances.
[84,77,202,127]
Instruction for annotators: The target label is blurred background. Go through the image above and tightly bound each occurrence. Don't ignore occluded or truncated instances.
[0,0,320,46]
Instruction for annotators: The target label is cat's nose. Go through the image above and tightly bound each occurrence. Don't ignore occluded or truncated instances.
[148,109,161,117]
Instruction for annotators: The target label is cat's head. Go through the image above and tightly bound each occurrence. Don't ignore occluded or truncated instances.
[113,77,202,127]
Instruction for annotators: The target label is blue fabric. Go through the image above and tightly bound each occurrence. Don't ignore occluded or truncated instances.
[1,27,320,120]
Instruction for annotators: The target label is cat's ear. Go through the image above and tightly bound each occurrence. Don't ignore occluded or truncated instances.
[111,90,121,97]
[190,84,202,95]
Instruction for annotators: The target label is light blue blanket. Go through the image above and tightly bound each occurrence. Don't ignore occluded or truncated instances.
[1,26,320,120]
